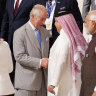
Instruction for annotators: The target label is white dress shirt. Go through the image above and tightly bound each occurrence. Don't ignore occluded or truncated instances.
[28,20,36,31]
[14,0,22,8]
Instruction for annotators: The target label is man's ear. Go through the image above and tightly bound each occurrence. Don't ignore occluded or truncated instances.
[31,14,34,18]
[30,14,35,22]
[92,21,96,28]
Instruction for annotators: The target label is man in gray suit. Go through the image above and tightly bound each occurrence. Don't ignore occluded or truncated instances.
[13,4,50,96]
[82,0,96,21]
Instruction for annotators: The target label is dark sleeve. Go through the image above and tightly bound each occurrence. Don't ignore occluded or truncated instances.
[0,3,3,31]
[82,0,91,21]
[0,0,6,33]
[71,0,83,33]
[0,0,9,41]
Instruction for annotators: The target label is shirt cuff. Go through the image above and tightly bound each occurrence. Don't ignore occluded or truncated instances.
[50,79,58,87]
[39,59,41,68]
[94,86,96,91]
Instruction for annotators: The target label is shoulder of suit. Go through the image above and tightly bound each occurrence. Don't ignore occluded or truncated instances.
[41,27,49,33]
[40,27,47,31]
[40,27,52,38]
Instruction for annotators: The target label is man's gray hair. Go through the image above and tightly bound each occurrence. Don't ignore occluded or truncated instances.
[89,10,96,22]
[30,4,47,18]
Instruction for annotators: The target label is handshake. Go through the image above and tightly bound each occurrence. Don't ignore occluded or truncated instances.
[41,58,48,69]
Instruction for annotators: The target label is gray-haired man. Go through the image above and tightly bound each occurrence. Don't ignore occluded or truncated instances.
[80,11,96,96]
[13,4,51,96]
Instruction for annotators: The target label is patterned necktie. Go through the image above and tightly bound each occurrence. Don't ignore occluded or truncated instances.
[14,0,19,15]
[47,0,52,17]
[35,29,41,48]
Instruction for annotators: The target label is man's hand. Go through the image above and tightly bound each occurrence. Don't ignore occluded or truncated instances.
[0,38,4,42]
[48,85,55,95]
[92,91,96,96]
[41,58,48,69]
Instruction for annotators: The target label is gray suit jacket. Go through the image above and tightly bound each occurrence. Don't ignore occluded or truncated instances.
[82,0,96,21]
[13,22,50,91]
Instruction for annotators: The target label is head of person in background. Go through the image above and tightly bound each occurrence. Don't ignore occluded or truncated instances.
[29,4,47,30]
[84,11,96,35]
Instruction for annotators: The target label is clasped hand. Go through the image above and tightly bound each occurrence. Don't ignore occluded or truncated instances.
[48,85,55,95]
[41,58,48,69]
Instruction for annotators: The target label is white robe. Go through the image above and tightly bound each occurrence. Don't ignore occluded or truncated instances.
[48,29,81,96]
[0,41,15,95]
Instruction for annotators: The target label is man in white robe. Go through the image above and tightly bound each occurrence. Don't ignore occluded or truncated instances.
[48,13,87,96]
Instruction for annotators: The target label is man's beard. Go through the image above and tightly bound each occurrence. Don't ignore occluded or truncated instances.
[84,26,90,34]
[84,26,92,43]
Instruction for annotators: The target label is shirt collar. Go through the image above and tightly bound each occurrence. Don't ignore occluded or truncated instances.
[28,20,36,31]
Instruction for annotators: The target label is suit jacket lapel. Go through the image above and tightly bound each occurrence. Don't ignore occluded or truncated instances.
[40,28,45,56]
[25,22,41,52]
[10,0,15,19]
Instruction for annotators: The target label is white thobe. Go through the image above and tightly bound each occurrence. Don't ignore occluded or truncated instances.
[48,29,81,96]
